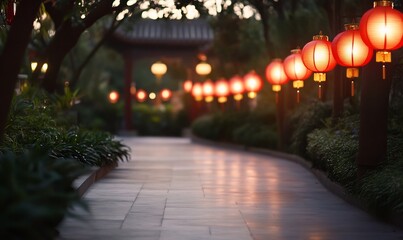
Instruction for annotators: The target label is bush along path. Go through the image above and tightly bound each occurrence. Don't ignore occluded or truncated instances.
[0,89,130,240]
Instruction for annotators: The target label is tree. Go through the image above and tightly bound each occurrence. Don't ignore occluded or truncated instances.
[0,0,43,139]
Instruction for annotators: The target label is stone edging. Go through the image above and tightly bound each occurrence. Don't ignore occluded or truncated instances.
[76,163,117,197]
[190,134,403,229]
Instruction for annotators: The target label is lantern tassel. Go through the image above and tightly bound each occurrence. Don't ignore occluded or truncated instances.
[382,64,386,80]
[296,89,300,104]
[275,92,279,104]
[318,84,322,100]
[351,80,355,97]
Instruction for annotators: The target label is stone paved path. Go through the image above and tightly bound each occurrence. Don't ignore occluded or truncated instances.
[59,137,403,240]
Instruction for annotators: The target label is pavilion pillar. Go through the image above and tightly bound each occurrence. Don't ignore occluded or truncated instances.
[124,56,133,130]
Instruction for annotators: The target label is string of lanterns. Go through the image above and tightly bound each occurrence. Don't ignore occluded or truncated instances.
[186,1,402,104]
[108,88,173,104]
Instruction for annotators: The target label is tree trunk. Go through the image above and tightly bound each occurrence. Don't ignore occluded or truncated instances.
[0,0,42,139]
[357,57,391,178]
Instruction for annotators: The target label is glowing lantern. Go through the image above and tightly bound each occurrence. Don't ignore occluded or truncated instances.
[332,24,373,96]
[108,90,119,104]
[160,89,172,101]
[302,32,337,99]
[215,79,230,103]
[151,61,167,80]
[360,1,403,79]
[195,62,212,76]
[183,80,193,93]
[244,71,263,99]
[191,82,203,101]
[265,59,289,103]
[136,89,147,102]
[202,80,215,102]
[229,75,245,102]
[283,49,312,103]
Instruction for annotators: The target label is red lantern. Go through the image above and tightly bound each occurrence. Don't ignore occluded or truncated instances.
[191,82,203,101]
[202,80,215,102]
[108,90,119,104]
[283,49,312,102]
[136,89,147,102]
[215,78,230,103]
[183,80,193,93]
[302,32,337,99]
[244,71,263,99]
[265,59,289,103]
[332,24,373,96]
[229,75,245,101]
[360,1,403,79]
[160,89,172,101]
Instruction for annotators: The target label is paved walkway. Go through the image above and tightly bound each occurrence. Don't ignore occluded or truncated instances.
[59,137,403,240]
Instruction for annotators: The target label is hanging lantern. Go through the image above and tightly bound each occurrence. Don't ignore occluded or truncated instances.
[183,80,193,93]
[160,89,172,101]
[191,82,203,101]
[265,59,289,103]
[302,32,337,99]
[332,24,373,96]
[283,49,312,103]
[360,1,403,79]
[136,89,147,102]
[244,71,263,99]
[229,75,245,102]
[108,90,119,104]
[215,78,230,103]
[202,80,215,102]
[195,54,212,76]
[151,61,167,80]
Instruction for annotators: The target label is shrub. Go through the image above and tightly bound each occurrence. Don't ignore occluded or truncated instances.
[288,100,332,156]
[232,123,277,148]
[0,150,85,240]
[306,114,359,186]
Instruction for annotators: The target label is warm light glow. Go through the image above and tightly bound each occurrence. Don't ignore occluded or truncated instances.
[247,92,257,99]
[205,96,214,102]
[234,93,243,101]
[31,62,38,72]
[191,82,203,101]
[149,92,157,100]
[302,32,337,81]
[332,24,373,74]
[136,89,147,102]
[283,49,312,85]
[183,80,193,92]
[214,79,230,97]
[265,59,289,92]
[160,88,172,101]
[108,90,119,104]
[218,96,227,103]
[229,75,245,95]
[195,61,212,76]
[202,80,215,97]
[151,61,167,79]
[41,63,48,73]
[360,1,403,51]
[244,71,263,94]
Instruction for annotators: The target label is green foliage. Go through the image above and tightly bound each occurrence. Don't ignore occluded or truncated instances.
[2,93,130,167]
[0,149,85,240]
[191,109,278,149]
[233,123,277,149]
[306,114,359,186]
[287,100,332,156]
[133,104,186,136]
